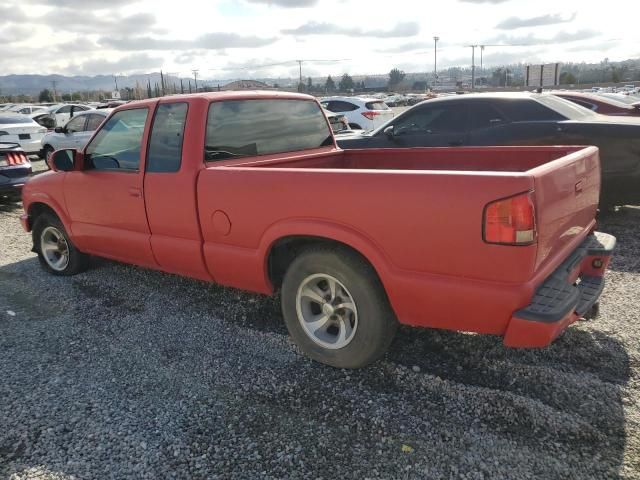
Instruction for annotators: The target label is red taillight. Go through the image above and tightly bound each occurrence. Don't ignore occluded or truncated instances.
[5,152,27,166]
[361,111,380,120]
[483,192,536,245]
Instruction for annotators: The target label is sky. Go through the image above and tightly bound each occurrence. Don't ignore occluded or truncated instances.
[0,0,638,80]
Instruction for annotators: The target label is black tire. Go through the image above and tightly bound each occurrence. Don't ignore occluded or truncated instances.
[32,212,89,276]
[42,145,54,163]
[281,246,397,368]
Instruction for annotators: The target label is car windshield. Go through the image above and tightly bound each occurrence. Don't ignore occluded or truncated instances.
[599,94,639,105]
[535,95,595,120]
[0,115,36,124]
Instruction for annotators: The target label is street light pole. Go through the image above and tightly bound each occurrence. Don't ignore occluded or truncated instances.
[433,36,439,90]
[471,45,476,90]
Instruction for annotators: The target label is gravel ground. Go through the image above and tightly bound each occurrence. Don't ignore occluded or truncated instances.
[0,195,638,480]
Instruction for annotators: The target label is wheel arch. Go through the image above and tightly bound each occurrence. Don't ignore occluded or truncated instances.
[261,220,393,293]
[27,200,72,235]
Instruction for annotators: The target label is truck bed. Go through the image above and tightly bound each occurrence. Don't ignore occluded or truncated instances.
[197,145,599,335]
[232,146,588,173]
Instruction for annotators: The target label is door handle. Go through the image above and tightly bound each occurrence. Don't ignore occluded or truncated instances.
[128,188,142,198]
[575,180,584,193]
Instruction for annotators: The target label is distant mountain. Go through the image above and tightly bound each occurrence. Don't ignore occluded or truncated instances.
[1,57,638,96]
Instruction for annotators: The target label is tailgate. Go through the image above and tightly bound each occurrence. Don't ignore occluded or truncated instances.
[531,146,600,271]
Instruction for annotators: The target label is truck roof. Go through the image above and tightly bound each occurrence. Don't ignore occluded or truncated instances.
[121,90,316,108]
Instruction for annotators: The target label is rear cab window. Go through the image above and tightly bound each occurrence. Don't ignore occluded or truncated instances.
[205,99,333,162]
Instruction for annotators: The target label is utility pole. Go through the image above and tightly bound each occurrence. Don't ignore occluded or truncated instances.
[433,36,439,90]
[51,80,58,102]
[192,69,199,92]
[480,45,484,73]
[470,45,476,90]
[113,75,118,92]
[296,60,303,91]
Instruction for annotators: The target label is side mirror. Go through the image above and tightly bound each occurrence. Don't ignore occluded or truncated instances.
[54,126,65,134]
[47,149,76,172]
[383,125,395,139]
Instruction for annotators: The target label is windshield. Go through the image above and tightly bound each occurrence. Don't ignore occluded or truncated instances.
[535,95,595,120]
[599,93,639,105]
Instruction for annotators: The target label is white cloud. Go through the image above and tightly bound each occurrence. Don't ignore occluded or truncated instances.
[0,0,638,78]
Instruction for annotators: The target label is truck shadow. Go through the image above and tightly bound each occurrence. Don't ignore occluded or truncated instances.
[0,197,22,213]
[598,206,640,273]
[384,324,631,478]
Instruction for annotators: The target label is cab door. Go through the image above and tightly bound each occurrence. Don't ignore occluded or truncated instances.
[64,106,157,267]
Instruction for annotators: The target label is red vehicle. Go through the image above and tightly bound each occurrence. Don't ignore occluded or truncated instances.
[19,92,615,368]
[553,91,640,116]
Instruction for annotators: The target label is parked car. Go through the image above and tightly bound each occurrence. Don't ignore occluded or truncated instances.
[320,96,394,130]
[0,114,48,154]
[40,109,111,160]
[383,94,407,107]
[20,92,615,368]
[0,143,31,200]
[44,104,94,127]
[7,105,49,115]
[552,91,640,116]
[322,107,349,133]
[598,93,640,105]
[338,92,640,207]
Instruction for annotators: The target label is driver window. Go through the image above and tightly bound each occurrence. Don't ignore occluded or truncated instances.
[85,108,148,171]
[65,115,86,133]
[393,104,467,135]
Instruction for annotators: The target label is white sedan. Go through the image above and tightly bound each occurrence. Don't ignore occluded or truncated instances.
[43,104,94,127]
[7,105,49,115]
[0,114,47,154]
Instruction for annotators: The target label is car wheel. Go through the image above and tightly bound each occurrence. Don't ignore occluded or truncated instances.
[32,212,89,276]
[281,246,397,368]
[43,145,54,163]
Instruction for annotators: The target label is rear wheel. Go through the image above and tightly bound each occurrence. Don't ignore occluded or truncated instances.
[32,213,89,275]
[281,247,397,368]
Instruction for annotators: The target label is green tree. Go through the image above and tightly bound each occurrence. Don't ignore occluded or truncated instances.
[38,89,53,102]
[61,93,71,101]
[388,68,406,88]
[611,68,621,83]
[338,73,354,91]
[307,77,313,92]
[559,72,577,85]
[325,75,336,92]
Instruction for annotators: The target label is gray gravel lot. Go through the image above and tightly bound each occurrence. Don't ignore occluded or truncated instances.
[0,191,639,479]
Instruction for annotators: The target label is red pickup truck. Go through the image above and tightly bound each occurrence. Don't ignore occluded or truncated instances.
[20,92,615,368]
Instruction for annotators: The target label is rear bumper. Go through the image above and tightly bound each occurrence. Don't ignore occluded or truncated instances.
[0,167,30,194]
[504,231,616,347]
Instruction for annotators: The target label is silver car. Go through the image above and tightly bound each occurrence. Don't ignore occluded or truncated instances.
[40,109,111,159]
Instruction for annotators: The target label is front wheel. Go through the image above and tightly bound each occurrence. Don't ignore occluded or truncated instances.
[32,213,89,275]
[281,247,397,368]
[42,145,54,162]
